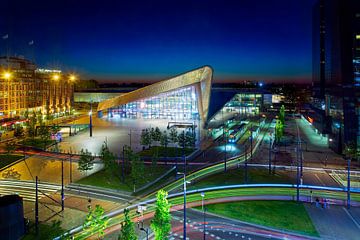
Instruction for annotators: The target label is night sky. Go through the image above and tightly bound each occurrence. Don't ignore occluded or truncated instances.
[0,0,316,83]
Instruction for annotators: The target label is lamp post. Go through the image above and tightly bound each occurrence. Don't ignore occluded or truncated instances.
[201,192,206,240]
[347,157,351,209]
[3,71,12,118]
[178,172,189,240]
[89,100,93,137]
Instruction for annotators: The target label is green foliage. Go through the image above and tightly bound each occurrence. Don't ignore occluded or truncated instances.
[153,127,162,142]
[151,190,171,240]
[78,149,95,173]
[279,105,285,125]
[130,152,144,189]
[14,125,24,138]
[4,141,16,154]
[160,131,169,148]
[185,131,196,148]
[100,142,117,175]
[118,208,138,240]
[50,124,61,135]
[38,124,50,149]
[27,111,37,138]
[169,128,178,146]
[140,129,151,148]
[83,205,109,238]
[344,141,359,160]
[177,131,186,148]
[275,119,283,143]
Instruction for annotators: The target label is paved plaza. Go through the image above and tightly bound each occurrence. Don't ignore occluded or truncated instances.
[58,115,200,156]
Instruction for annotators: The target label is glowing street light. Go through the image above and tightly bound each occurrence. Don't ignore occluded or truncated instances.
[69,74,76,81]
[52,74,60,81]
[3,71,12,80]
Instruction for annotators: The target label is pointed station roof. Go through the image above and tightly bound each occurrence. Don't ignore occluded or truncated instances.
[97,66,213,124]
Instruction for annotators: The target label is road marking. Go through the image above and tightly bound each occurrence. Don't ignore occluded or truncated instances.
[343,207,360,230]
[315,173,325,186]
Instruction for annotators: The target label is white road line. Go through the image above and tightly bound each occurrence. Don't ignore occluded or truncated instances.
[342,207,360,230]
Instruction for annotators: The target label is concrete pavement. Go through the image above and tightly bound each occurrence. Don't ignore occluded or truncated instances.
[306,204,360,240]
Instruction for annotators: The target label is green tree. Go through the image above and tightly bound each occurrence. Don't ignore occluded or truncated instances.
[78,149,95,175]
[169,128,178,147]
[279,105,285,125]
[160,131,169,162]
[27,111,37,139]
[100,142,117,176]
[50,124,61,135]
[177,131,186,149]
[140,129,151,149]
[14,125,24,138]
[5,141,16,154]
[38,123,50,149]
[153,127,162,142]
[118,208,138,240]
[185,130,195,148]
[83,205,109,239]
[344,141,359,161]
[151,190,171,240]
[275,119,283,143]
[130,152,144,192]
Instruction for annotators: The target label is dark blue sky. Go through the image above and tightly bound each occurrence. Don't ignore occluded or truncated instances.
[0,0,316,83]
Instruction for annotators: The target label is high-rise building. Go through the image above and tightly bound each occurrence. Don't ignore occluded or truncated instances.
[0,56,74,118]
[311,0,360,153]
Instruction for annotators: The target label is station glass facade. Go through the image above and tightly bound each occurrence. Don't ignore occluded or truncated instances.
[111,86,199,120]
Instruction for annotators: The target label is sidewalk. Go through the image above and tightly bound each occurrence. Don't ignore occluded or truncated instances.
[306,204,360,240]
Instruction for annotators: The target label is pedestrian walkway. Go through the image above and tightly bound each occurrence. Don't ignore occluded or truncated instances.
[306,204,360,240]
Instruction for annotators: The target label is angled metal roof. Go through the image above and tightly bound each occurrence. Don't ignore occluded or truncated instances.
[97,66,213,124]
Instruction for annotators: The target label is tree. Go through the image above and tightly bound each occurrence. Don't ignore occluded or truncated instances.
[344,141,359,161]
[50,124,61,135]
[130,152,144,192]
[150,128,156,143]
[5,141,16,154]
[27,111,37,139]
[151,190,171,240]
[169,128,178,147]
[153,127,162,142]
[140,129,151,149]
[275,119,283,143]
[100,142,117,176]
[38,123,50,149]
[118,208,138,240]
[177,131,186,149]
[14,125,24,138]
[78,149,95,175]
[160,131,169,162]
[185,130,196,148]
[83,205,109,239]
[279,105,285,125]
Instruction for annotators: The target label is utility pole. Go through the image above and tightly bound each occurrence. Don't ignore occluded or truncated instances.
[224,129,227,172]
[89,100,93,137]
[35,176,39,236]
[347,158,351,209]
[268,136,272,174]
[69,151,73,183]
[61,157,64,211]
[296,145,300,202]
[244,144,248,183]
[122,146,125,183]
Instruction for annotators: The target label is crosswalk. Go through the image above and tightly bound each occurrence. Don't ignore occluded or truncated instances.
[0,180,61,202]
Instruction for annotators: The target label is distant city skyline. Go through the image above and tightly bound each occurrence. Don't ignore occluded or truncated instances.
[0,0,316,83]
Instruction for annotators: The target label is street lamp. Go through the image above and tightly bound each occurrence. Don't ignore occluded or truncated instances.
[89,99,93,137]
[3,71,12,79]
[201,192,206,240]
[52,74,60,81]
[69,74,76,81]
[177,172,190,240]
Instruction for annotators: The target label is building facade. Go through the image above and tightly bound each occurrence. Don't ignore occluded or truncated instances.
[311,0,360,153]
[0,56,74,118]
[97,66,212,127]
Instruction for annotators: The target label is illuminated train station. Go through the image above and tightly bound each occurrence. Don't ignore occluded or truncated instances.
[96,66,269,136]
